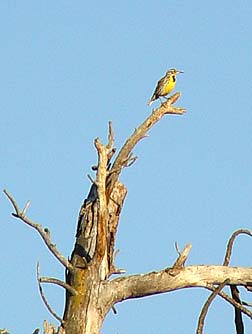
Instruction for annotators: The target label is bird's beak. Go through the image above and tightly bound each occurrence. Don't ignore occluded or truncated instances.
[176,70,184,74]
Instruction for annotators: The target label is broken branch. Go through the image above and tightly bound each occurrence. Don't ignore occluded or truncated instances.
[39,275,77,296]
[36,263,63,323]
[172,243,192,269]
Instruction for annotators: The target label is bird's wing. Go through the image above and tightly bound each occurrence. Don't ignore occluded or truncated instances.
[154,76,166,96]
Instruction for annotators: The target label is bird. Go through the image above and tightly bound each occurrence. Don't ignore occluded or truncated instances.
[147,68,183,106]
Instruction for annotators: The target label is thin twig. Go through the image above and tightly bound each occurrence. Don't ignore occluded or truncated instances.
[223,229,252,334]
[4,189,19,212]
[174,241,181,255]
[223,229,252,266]
[22,200,30,216]
[36,263,63,323]
[87,174,96,185]
[197,279,229,334]
[206,284,252,319]
[124,155,137,167]
[39,276,77,296]
[112,305,117,314]
[231,285,244,334]
[109,267,126,275]
[3,189,74,272]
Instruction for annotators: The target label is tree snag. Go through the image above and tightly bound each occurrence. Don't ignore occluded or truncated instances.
[4,93,252,334]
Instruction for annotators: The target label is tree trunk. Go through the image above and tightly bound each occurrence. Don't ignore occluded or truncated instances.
[62,179,127,334]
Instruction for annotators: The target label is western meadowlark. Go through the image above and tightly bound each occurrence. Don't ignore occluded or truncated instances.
[147,68,183,106]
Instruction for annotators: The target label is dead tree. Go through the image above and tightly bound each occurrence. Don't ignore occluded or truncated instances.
[4,93,252,334]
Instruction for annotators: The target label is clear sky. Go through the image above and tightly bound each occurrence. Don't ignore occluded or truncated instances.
[1,1,252,333]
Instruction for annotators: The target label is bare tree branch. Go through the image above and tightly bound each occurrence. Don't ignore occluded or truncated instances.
[197,279,230,334]
[22,200,31,216]
[39,276,77,296]
[87,174,96,185]
[223,229,252,266]
[171,243,192,269]
[206,284,252,319]
[223,229,252,333]
[102,265,252,310]
[36,264,63,324]
[196,230,252,333]
[3,189,74,272]
[93,137,109,277]
[106,92,185,198]
[174,241,181,255]
[231,285,244,334]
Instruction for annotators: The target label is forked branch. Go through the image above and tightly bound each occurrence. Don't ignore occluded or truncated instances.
[36,263,63,323]
[3,189,74,272]
[106,92,185,197]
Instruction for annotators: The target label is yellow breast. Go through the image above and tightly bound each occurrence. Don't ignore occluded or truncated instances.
[163,75,176,95]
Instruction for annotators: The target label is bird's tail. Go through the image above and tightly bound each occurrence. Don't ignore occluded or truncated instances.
[147,94,156,106]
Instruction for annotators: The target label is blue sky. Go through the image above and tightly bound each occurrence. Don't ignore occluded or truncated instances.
[1,1,252,333]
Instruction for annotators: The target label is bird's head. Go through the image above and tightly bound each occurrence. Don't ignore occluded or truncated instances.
[168,68,184,75]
